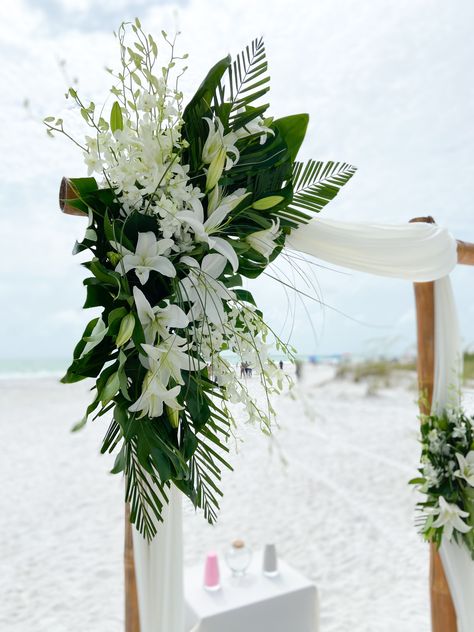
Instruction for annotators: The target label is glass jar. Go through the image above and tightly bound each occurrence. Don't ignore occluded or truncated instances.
[225,539,252,577]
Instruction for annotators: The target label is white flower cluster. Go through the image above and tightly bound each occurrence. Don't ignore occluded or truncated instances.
[77,39,288,427]
[415,411,474,545]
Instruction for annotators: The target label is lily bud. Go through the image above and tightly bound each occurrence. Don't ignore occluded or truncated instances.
[116,313,135,347]
[107,251,122,267]
[207,184,221,215]
[206,146,226,192]
[252,195,284,210]
[101,371,120,405]
[166,405,180,428]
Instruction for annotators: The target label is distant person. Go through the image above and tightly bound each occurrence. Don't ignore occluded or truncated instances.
[295,359,303,381]
[279,360,284,370]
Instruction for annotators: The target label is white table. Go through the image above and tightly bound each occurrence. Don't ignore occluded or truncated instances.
[184,551,319,632]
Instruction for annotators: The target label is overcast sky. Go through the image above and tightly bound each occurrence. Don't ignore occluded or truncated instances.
[1,0,473,365]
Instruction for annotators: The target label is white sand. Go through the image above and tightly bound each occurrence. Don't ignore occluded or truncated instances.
[0,366,435,631]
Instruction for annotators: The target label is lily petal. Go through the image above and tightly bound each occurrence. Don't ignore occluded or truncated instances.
[210,236,239,272]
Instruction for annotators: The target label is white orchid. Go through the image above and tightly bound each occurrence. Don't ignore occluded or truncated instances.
[114,232,176,284]
[133,287,188,345]
[246,219,281,259]
[430,497,471,540]
[455,451,474,486]
[142,336,205,386]
[81,317,107,357]
[129,371,182,419]
[422,462,442,488]
[179,253,232,325]
[176,189,248,272]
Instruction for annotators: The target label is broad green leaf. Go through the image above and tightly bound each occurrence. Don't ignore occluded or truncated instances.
[272,113,309,163]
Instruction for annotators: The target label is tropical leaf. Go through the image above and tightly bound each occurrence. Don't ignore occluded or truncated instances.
[272,114,309,163]
[125,438,170,541]
[182,55,231,173]
[289,160,357,215]
[176,390,233,524]
[225,37,270,128]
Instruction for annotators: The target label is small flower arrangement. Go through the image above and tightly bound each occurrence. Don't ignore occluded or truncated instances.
[47,19,355,539]
[410,409,474,556]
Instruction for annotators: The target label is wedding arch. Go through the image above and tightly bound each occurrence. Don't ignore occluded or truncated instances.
[51,19,474,632]
[59,185,474,632]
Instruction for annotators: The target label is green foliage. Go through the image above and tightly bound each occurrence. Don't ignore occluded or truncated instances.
[272,114,309,163]
[182,55,231,173]
[410,409,474,557]
[226,37,270,129]
[289,160,357,215]
[55,25,355,541]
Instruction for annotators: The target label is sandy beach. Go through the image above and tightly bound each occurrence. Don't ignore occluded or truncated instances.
[0,364,439,631]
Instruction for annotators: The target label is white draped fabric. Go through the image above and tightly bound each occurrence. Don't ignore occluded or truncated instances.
[132,484,184,632]
[287,218,458,282]
[291,218,471,632]
[133,217,470,632]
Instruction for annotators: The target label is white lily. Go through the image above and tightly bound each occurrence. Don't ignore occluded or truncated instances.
[176,190,248,272]
[234,115,274,145]
[133,286,188,345]
[202,117,240,190]
[431,496,471,540]
[246,219,281,259]
[114,232,176,284]
[142,336,205,386]
[129,371,182,419]
[455,451,474,486]
[179,253,232,325]
[81,317,107,357]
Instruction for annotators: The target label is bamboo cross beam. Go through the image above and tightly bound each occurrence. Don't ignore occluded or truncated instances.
[60,185,474,265]
[457,239,474,266]
[410,216,474,632]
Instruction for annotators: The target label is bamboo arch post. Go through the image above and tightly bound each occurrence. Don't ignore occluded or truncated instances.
[410,216,474,632]
[59,178,140,632]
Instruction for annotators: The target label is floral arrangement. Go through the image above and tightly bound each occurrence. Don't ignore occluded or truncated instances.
[410,409,474,556]
[47,20,355,539]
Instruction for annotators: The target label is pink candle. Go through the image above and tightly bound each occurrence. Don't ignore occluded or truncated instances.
[204,551,221,591]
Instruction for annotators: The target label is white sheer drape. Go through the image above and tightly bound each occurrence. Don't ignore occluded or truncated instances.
[291,218,471,632]
[132,484,184,632]
[287,218,457,281]
[134,217,468,632]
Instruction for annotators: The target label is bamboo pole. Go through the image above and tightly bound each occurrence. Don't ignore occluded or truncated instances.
[411,216,457,632]
[457,240,474,266]
[59,177,87,216]
[124,505,140,632]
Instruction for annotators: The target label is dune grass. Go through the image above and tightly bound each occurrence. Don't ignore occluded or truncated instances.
[336,359,416,383]
[337,353,474,387]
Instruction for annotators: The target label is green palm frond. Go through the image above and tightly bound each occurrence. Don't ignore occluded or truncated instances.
[226,37,270,128]
[289,160,357,216]
[125,440,169,541]
[185,400,232,524]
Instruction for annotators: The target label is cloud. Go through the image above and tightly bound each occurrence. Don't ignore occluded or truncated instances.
[1,0,474,362]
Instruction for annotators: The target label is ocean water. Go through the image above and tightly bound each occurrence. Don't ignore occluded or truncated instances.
[0,358,69,379]
[0,354,342,380]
